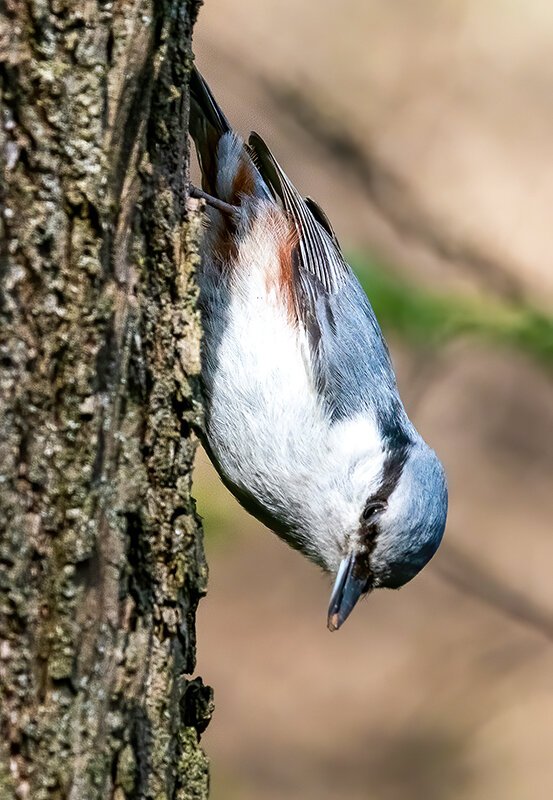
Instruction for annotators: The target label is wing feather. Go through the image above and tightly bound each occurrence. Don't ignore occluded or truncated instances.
[248,132,348,292]
[248,133,406,434]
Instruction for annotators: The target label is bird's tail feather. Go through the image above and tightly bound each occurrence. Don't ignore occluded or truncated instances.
[190,67,231,193]
[190,68,270,205]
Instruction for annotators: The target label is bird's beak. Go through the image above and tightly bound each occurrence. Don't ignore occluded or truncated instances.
[327,554,371,631]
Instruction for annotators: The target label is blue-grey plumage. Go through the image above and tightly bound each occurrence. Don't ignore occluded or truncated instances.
[190,67,448,631]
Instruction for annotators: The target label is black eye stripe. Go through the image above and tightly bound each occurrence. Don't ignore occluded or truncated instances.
[361,443,410,524]
[377,444,409,500]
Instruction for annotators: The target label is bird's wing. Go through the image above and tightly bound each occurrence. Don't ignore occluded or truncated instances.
[304,196,341,250]
[248,132,348,293]
[248,133,404,430]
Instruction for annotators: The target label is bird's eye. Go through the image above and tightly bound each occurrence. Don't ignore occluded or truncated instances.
[362,501,386,522]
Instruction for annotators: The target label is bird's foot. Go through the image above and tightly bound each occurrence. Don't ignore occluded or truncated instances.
[189,185,240,217]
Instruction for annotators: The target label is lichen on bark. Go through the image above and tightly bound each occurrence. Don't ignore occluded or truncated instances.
[0,1,211,798]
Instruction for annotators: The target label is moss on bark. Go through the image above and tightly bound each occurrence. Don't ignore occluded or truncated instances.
[0,1,210,798]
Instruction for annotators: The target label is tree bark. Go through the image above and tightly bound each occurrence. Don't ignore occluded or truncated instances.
[0,2,211,798]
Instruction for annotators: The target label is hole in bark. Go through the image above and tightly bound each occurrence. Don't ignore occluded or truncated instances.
[169,506,188,526]
[36,233,53,258]
[180,678,214,735]
[74,552,99,590]
[106,30,114,68]
[130,706,152,795]
[17,427,29,464]
[50,675,77,695]
[171,393,194,439]
[125,512,154,613]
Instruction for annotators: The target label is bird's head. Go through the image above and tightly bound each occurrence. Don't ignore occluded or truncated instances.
[327,439,448,630]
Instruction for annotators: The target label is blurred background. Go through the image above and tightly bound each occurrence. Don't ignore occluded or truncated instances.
[191,2,553,799]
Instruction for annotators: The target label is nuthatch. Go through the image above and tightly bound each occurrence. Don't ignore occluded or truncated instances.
[189,67,448,631]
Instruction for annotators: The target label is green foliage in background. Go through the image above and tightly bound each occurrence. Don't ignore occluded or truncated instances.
[350,252,553,367]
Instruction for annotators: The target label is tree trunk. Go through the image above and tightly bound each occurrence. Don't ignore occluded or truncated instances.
[0,2,211,798]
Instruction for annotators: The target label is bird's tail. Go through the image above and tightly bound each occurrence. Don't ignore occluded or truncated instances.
[189,67,233,194]
[190,67,269,205]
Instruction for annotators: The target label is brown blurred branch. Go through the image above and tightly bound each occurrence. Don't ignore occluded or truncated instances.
[436,543,553,644]
[267,80,526,304]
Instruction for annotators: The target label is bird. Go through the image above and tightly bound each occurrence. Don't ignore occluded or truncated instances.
[189,67,448,631]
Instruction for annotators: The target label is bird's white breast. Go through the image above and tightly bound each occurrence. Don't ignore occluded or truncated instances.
[199,204,385,567]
